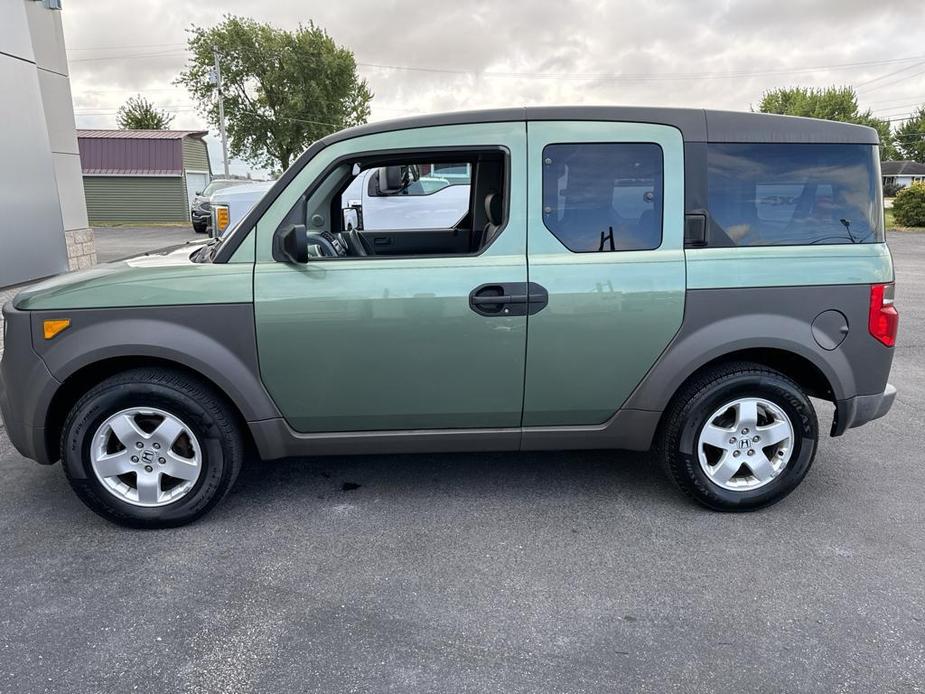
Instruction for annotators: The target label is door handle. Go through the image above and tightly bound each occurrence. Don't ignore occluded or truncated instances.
[469,283,548,317]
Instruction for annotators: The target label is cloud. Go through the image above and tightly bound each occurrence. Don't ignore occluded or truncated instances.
[62,0,925,174]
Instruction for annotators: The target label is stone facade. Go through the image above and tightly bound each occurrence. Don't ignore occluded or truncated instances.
[64,226,97,270]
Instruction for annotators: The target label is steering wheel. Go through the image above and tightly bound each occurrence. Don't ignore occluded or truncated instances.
[346,229,368,256]
[306,231,347,257]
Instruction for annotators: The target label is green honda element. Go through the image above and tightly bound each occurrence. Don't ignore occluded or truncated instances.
[0,107,898,528]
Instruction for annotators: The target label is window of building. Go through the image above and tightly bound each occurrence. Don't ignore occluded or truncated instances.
[541,143,663,252]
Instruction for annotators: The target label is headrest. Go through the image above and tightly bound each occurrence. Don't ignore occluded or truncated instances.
[484,192,503,226]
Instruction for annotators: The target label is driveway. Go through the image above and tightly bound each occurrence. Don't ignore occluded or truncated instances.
[0,232,923,692]
[93,225,202,263]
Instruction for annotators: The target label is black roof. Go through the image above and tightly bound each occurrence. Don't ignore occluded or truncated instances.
[322,106,880,146]
[881,160,925,175]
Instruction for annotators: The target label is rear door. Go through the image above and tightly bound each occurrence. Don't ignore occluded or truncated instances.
[523,121,686,426]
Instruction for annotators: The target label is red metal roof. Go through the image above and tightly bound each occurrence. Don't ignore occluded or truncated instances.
[77,130,208,175]
[76,129,208,140]
[82,169,181,177]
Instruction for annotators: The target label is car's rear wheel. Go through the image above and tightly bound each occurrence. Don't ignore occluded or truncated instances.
[60,367,243,528]
[661,362,818,511]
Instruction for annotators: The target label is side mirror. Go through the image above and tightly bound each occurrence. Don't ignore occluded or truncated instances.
[378,165,404,194]
[278,224,308,263]
[342,207,359,231]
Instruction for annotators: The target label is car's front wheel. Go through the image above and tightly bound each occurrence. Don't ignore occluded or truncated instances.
[60,367,244,528]
[661,362,818,511]
[192,221,207,233]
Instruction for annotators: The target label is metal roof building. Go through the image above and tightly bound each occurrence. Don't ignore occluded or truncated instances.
[77,129,212,224]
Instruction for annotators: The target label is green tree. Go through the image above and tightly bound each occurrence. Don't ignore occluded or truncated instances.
[756,86,897,160]
[178,16,373,171]
[892,181,925,227]
[117,95,175,130]
[894,106,925,163]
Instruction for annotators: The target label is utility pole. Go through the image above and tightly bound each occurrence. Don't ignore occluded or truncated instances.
[212,48,230,177]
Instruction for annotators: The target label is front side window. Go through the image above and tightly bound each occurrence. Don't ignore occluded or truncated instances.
[542,143,664,252]
[274,150,506,260]
[707,144,884,246]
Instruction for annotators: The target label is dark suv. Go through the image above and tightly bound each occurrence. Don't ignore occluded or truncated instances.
[189,178,250,233]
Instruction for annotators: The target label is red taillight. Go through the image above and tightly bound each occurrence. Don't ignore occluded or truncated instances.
[869,283,899,347]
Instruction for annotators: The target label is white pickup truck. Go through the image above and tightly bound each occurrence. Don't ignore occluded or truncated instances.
[209,181,275,238]
[210,163,472,245]
[340,163,471,231]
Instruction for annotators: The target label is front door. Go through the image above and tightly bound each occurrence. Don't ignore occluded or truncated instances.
[523,121,687,426]
[253,123,529,433]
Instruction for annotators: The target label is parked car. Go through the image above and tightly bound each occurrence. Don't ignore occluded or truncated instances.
[208,181,274,239]
[0,107,898,528]
[189,178,252,233]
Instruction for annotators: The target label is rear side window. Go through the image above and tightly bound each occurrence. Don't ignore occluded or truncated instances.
[707,144,884,246]
[542,143,663,252]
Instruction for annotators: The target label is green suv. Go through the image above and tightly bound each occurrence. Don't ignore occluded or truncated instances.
[0,107,898,527]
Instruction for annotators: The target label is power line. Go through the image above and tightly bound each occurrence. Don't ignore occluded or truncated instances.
[66,49,925,82]
[67,41,186,52]
[869,98,925,113]
[69,50,186,63]
[359,57,925,82]
[860,67,925,95]
[855,61,925,88]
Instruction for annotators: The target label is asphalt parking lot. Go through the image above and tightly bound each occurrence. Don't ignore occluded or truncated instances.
[0,231,923,693]
[93,225,202,263]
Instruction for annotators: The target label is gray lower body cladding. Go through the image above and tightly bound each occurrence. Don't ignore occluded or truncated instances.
[0,282,895,464]
[1,301,279,464]
[621,284,895,436]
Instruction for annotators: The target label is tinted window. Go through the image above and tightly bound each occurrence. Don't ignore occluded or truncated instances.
[542,143,663,252]
[707,144,883,246]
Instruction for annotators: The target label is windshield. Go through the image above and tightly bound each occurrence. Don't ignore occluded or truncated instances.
[201,179,246,197]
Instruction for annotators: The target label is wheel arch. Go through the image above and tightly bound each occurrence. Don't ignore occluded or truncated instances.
[44,355,259,463]
[647,346,837,450]
[29,304,279,463]
[624,305,856,414]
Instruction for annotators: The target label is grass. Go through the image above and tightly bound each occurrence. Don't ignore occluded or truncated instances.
[885,207,925,232]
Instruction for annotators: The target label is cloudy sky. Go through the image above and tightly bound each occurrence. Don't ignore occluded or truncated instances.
[63,0,925,176]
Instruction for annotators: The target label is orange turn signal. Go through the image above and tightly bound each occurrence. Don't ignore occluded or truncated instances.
[215,205,230,233]
[43,319,70,340]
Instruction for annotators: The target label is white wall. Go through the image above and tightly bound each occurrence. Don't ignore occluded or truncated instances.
[0,0,94,288]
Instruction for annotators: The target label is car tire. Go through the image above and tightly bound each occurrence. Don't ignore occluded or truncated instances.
[60,367,244,528]
[661,361,818,512]
[192,221,207,233]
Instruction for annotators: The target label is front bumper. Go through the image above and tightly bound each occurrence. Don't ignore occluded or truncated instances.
[191,209,211,225]
[831,383,897,436]
[0,302,59,464]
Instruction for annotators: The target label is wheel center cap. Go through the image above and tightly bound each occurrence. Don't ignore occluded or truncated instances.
[738,438,751,450]
[140,449,155,464]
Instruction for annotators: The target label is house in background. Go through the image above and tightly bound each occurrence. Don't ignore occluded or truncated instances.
[1,0,95,288]
[882,160,925,190]
[77,130,212,224]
